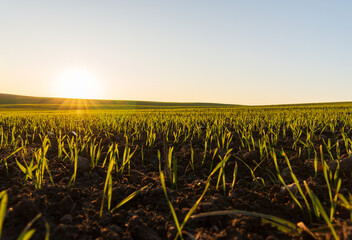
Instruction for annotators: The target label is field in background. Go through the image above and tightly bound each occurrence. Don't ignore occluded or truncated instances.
[0,93,239,111]
[0,98,352,239]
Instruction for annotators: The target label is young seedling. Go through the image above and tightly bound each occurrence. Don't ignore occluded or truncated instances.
[216,149,233,195]
[231,162,238,191]
[337,193,352,221]
[160,171,183,239]
[161,151,233,240]
[190,210,299,235]
[283,152,312,222]
[100,155,115,217]
[68,147,79,187]
[304,181,339,240]
[0,191,7,239]
[110,185,149,213]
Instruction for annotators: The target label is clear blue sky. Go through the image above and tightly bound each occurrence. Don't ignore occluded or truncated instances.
[1,0,351,105]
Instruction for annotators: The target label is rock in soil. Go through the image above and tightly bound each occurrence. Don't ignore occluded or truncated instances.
[339,156,352,179]
[101,225,123,240]
[243,150,260,162]
[7,199,38,222]
[58,195,74,215]
[126,215,161,240]
[60,214,73,224]
[71,156,91,174]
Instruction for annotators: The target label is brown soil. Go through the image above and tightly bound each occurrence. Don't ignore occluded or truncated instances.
[1,134,352,240]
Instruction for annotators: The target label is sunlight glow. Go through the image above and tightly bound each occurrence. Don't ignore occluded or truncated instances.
[54,69,102,99]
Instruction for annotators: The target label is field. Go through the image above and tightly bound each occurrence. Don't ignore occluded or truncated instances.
[1,103,352,239]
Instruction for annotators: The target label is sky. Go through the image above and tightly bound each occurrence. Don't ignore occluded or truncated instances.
[1,0,352,105]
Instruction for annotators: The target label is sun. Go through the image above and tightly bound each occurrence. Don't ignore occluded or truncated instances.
[54,69,102,99]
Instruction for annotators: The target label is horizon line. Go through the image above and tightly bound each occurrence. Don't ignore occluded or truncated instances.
[1,92,352,107]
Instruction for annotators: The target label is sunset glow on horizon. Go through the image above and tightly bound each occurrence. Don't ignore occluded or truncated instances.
[52,69,103,99]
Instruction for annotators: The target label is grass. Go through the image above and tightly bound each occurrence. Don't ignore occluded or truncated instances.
[190,210,300,234]
[0,191,7,239]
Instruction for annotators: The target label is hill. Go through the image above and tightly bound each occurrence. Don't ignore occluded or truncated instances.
[0,93,239,110]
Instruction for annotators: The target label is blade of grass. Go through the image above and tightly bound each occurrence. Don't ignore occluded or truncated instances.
[190,210,299,234]
[304,181,339,240]
[17,213,42,240]
[111,185,148,212]
[0,191,8,239]
[160,172,183,240]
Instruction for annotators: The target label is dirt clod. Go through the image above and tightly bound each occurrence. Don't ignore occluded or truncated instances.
[60,214,73,224]
[127,215,161,240]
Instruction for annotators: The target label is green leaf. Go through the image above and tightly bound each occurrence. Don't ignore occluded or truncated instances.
[111,185,148,212]
[304,181,339,240]
[190,210,299,234]
[160,172,183,240]
[0,191,8,239]
[18,229,36,240]
[17,213,42,240]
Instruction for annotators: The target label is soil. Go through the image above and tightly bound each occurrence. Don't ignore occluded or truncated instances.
[1,131,352,240]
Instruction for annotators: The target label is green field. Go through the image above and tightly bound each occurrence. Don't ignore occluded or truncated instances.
[0,93,239,111]
[1,95,352,239]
